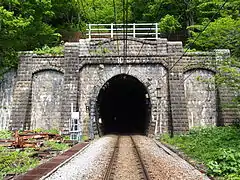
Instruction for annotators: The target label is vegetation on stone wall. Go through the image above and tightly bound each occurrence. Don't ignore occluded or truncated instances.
[161,126,240,179]
[0,0,239,103]
[216,57,240,109]
[34,45,64,56]
[188,15,240,107]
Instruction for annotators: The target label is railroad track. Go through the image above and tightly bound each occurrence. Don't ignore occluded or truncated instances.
[103,135,150,180]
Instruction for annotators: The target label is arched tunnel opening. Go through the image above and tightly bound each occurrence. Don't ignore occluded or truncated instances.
[97,74,151,135]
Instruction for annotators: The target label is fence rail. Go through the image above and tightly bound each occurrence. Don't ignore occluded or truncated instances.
[87,23,160,40]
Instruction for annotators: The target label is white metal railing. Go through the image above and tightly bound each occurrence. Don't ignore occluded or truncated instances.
[87,23,159,40]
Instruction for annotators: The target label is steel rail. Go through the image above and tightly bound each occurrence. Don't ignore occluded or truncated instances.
[104,135,150,180]
[103,135,120,180]
[130,136,151,180]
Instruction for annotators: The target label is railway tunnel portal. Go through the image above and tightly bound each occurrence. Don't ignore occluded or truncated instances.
[7,36,234,139]
[97,74,151,135]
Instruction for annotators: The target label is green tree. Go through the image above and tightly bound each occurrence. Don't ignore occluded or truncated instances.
[188,17,240,56]
[158,14,182,35]
[1,0,60,49]
[0,6,31,74]
[0,0,60,74]
[188,16,240,108]
[129,0,154,22]
[78,0,132,24]
[137,0,199,36]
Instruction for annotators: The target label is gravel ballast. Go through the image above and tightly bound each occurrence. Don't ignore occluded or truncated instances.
[112,136,142,180]
[44,135,117,180]
[133,135,209,180]
[44,135,209,180]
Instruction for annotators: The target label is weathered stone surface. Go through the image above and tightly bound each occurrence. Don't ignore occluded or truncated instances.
[78,64,168,136]
[0,70,17,130]
[0,38,237,138]
[184,70,216,128]
[30,70,63,130]
[9,55,64,130]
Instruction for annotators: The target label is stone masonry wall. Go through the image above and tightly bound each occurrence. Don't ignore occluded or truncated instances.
[30,70,63,130]
[10,55,64,130]
[215,50,239,125]
[78,64,168,136]
[0,70,17,130]
[6,38,238,138]
[182,50,239,126]
[74,38,189,136]
[184,70,216,128]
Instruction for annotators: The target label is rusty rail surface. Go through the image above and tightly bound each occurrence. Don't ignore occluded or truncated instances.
[103,135,120,180]
[103,135,150,180]
[130,136,151,180]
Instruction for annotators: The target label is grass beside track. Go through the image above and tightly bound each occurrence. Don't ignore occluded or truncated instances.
[160,126,240,179]
[0,130,70,180]
[0,147,39,179]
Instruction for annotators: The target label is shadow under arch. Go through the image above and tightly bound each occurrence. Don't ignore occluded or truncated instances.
[95,74,151,135]
[32,68,64,77]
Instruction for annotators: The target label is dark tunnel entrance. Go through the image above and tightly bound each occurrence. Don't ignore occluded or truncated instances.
[97,74,151,135]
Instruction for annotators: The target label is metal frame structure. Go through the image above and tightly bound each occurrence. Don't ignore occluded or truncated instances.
[69,103,82,141]
[87,23,159,40]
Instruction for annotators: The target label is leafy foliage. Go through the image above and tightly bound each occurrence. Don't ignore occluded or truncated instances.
[0,6,31,74]
[74,0,131,24]
[207,149,240,177]
[161,126,240,178]
[188,17,240,56]
[159,14,181,34]
[0,1,60,48]
[45,141,69,151]
[34,45,64,55]
[0,130,12,139]
[0,147,39,179]
[33,128,60,134]
[0,0,61,75]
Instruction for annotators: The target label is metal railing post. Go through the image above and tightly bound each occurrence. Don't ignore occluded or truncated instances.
[86,23,160,40]
[155,23,158,39]
[89,24,91,40]
[133,23,136,38]
[111,23,114,38]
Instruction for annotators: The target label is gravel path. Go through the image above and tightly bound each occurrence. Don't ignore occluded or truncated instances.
[133,135,209,180]
[112,136,142,180]
[44,135,117,180]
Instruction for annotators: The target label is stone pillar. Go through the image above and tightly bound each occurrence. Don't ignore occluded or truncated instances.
[10,54,33,130]
[61,42,80,134]
[167,42,189,134]
[215,49,239,125]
